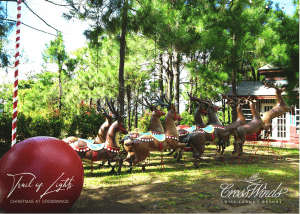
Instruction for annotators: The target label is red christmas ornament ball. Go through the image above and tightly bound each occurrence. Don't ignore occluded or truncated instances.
[0,137,84,213]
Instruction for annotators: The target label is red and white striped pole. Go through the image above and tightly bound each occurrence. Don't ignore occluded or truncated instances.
[12,0,22,147]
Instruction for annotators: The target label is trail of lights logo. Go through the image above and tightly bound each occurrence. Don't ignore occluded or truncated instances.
[6,172,74,200]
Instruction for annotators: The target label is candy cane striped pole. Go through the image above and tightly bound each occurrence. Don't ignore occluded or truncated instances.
[11,0,22,147]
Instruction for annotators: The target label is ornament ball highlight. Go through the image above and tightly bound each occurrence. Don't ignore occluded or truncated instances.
[0,137,84,213]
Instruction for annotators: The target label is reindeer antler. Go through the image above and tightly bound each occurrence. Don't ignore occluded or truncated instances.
[96,99,114,119]
[152,95,170,109]
[138,97,155,109]
[163,94,173,106]
[240,93,255,104]
[188,93,210,105]
[106,97,126,123]
[187,92,204,104]
[263,80,277,89]
[225,94,245,106]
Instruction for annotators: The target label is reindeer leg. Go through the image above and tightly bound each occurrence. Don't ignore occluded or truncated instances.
[174,151,179,159]
[141,164,146,172]
[176,150,182,162]
[98,160,107,169]
[221,144,226,155]
[238,134,246,156]
[166,150,176,156]
[177,143,186,162]
[127,150,150,173]
[117,158,123,175]
[232,134,239,154]
[109,155,123,175]
[109,163,116,174]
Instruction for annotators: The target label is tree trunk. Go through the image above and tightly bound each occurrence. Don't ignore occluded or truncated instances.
[89,98,93,108]
[195,76,198,95]
[126,84,131,131]
[228,105,231,124]
[222,98,226,124]
[118,0,128,117]
[251,66,256,81]
[58,63,62,110]
[134,87,139,129]
[167,53,174,101]
[159,54,164,100]
[231,31,238,122]
[188,77,193,114]
[174,52,180,113]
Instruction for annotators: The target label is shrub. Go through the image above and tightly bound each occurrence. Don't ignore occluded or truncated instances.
[179,111,195,127]
[137,110,151,133]
[0,113,12,147]
[66,102,105,139]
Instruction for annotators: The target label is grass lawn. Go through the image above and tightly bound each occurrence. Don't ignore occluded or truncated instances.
[0,143,298,213]
[71,144,299,213]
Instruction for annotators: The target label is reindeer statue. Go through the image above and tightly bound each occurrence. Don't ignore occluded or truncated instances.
[233,95,271,155]
[62,99,116,169]
[182,99,231,168]
[120,96,166,165]
[195,98,228,149]
[199,99,223,127]
[168,93,208,158]
[62,99,114,145]
[187,93,208,129]
[125,98,186,173]
[68,97,128,175]
[261,80,294,129]
[94,99,115,144]
[222,97,247,154]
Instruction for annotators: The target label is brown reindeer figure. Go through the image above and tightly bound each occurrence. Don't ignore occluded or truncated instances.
[168,93,208,158]
[125,102,186,173]
[196,98,229,149]
[233,95,271,155]
[200,99,223,126]
[70,97,128,175]
[62,99,114,145]
[187,93,208,129]
[63,99,116,169]
[223,97,247,153]
[120,96,166,165]
[261,80,294,128]
[182,121,230,168]
[93,99,117,169]
[94,99,115,144]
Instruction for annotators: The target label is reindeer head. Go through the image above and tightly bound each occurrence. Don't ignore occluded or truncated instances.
[140,96,166,118]
[106,97,128,134]
[159,94,182,121]
[263,80,285,94]
[96,99,115,125]
[187,92,208,114]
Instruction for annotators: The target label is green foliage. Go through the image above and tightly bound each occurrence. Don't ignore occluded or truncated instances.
[261,5,299,105]
[180,111,194,127]
[0,112,12,147]
[0,83,13,113]
[66,102,105,139]
[0,3,14,68]
[137,110,151,133]
[0,102,106,146]
[43,32,68,66]
[72,36,120,100]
